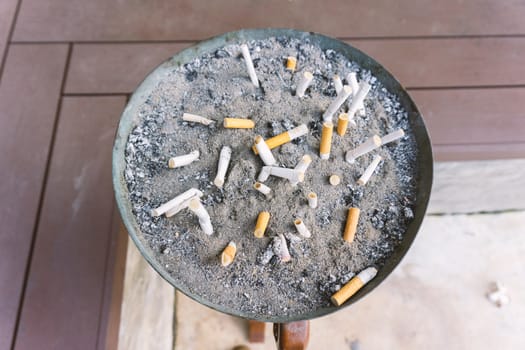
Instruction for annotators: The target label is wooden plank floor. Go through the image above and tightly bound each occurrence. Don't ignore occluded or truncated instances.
[0,1,524,349]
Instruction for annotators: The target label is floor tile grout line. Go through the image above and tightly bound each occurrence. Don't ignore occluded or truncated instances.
[10,43,73,350]
[0,0,23,83]
[8,33,525,45]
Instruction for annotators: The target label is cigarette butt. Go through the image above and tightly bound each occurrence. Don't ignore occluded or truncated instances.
[151,188,203,217]
[336,113,349,136]
[296,71,314,98]
[188,197,213,235]
[291,154,313,186]
[381,129,405,145]
[254,182,271,196]
[322,85,353,122]
[168,150,199,168]
[357,155,382,186]
[221,241,237,267]
[252,124,308,154]
[277,234,291,262]
[182,113,214,126]
[241,44,259,87]
[286,56,297,71]
[214,146,232,188]
[345,135,382,163]
[320,122,334,160]
[343,208,360,242]
[294,218,311,238]
[347,81,371,119]
[331,267,377,306]
[254,211,270,238]
[254,135,277,165]
[223,118,255,129]
[307,192,318,208]
[333,75,343,95]
[329,174,341,186]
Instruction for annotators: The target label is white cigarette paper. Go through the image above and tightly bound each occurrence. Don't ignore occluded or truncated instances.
[259,166,304,183]
[347,72,365,116]
[182,113,214,126]
[357,267,378,284]
[291,155,312,186]
[254,136,277,165]
[357,155,383,186]
[188,197,213,235]
[345,135,382,163]
[168,150,199,168]
[254,182,271,196]
[307,192,318,209]
[294,218,311,238]
[333,75,343,95]
[381,129,405,145]
[241,44,259,87]
[214,146,232,188]
[347,81,371,120]
[277,234,291,262]
[288,124,309,140]
[258,166,271,182]
[322,85,353,122]
[296,71,313,98]
[151,188,203,217]
[165,191,204,217]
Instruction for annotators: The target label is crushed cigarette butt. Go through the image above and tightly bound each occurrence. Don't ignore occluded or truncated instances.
[151,188,203,217]
[286,56,297,71]
[182,113,214,126]
[296,71,313,98]
[168,150,199,169]
[221,241,237,267]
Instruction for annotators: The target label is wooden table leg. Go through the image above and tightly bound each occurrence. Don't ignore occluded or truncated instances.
[273,321,310,350]
[248,320,265,343]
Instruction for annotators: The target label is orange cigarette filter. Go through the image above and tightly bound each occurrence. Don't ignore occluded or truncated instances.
[286,56,297,71]
[223,118,255,129]
[343,207,360,242]
[252,132,291,154]
[221,241,237,267]
[254,211,271,238]
[319,122,334,160]
[331,267,377,306]
[337,113,349,136]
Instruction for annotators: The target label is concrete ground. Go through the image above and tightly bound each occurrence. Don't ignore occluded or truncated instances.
[118,160,525,350]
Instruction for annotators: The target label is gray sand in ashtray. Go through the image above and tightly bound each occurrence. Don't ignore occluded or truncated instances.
[124,37,417,319]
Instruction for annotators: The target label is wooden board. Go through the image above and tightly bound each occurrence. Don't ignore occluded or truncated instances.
[12,96,126,350]
[0,44,68,350]
[13,0,525,42]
